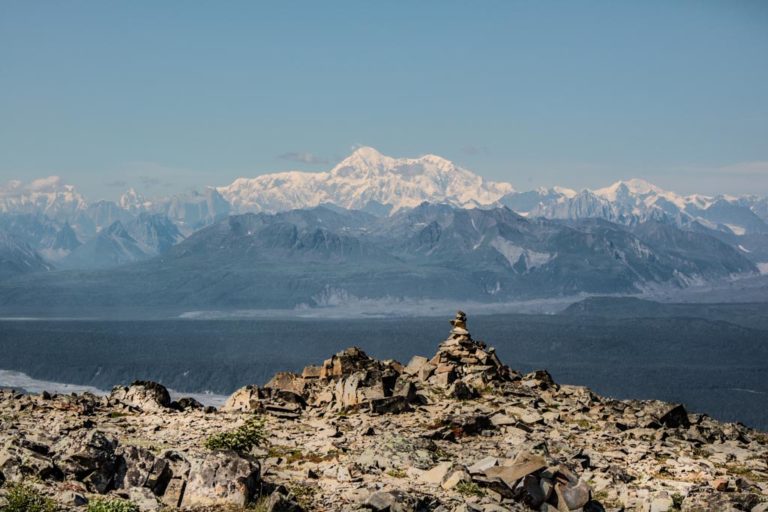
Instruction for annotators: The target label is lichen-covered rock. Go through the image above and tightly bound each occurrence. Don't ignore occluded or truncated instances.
[52,429,118,493]
[181,450,260,507]
[114,446,172,496]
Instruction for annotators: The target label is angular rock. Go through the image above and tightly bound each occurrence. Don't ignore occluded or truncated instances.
[52,429,118,494]
[221,385,263,413]
[114,446,171,496]
[483,451,546,489]
[181,451,260,507]
[171,397,204,412]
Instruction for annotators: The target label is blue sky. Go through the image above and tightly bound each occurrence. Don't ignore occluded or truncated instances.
[1,1,767,198]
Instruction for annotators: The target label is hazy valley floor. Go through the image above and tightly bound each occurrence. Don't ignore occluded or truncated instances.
[1,312,767,430]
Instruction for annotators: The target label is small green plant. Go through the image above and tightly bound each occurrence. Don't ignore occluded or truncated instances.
[669,493,684,510]
[249,496,271,512]
[86,498,139,512]
[204,415,267,452]
[386,468,407,478]
[455,480,485,497]
[4,482,59,512]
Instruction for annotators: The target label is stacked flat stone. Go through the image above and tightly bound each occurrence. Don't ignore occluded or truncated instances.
[423,311,514,389]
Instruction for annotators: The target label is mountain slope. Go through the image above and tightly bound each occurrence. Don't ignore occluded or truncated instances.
[0,231,53,281]
[59,221,149,270]
[126,213,185,255]
[218,147,513,215]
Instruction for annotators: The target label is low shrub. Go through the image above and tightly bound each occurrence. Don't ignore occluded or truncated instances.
[204,415,267,452]
[4,482,59,512]
[455,480,485,497]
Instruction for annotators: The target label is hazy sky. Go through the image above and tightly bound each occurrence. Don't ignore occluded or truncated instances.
[1,1,767,199]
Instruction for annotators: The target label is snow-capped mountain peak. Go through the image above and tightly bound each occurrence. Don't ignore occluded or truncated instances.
[0,176,87,219]
[594,178,665,201]
[218,147,515,215]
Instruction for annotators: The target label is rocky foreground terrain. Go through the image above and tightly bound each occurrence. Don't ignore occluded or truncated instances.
[1,312,767,512]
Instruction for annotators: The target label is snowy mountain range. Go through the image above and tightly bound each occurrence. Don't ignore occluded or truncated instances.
[1,147,766,280]
[501,178,768,235]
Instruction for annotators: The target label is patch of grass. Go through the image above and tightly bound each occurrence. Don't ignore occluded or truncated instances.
[287,483,317,509]
[87,498,139,512]
[117,436,173,456]
[726,464,768,482]
[0,413,18,424]
[592,490,622,508]
[107,411,130,418]
[386,468,407,478]
[670,492,684,510]
[691,446,710,458]
[433,445,452,460]
[248,496,271,512]
[575,419,591,430]
[204,416,267,453]
[267,446,304,464]
[4,482,59,512]
[455,481,485,497]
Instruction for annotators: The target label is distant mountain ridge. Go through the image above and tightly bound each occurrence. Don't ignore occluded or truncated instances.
[1,147,767,277]
[0,204,757,312]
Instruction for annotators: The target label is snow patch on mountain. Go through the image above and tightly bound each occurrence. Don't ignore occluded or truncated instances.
[490,237,525,265]
[490,237,554,270]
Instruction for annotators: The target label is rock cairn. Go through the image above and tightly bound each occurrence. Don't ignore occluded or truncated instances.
[418,310,516,392]
[224,312,517,416]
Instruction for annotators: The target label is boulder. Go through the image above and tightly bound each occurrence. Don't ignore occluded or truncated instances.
[265,372,307,396]
[448,380,478,400]
[52,429,118,494]
[441,467,471,490]
[483,451,546,489]
[363,490,423,512]
[181,451,260,507]
[110,381,171,412]
[158,451,190,509]
[655,403,690,429]
[171,397,204,412]
[114,446,172,496]
[420,462,453,486]
[0,445,61,483]
[265,488,304,511]
[127,486,162,511]
[221,385,263,413]
[320,347,374,380]
[403,356,429,376]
